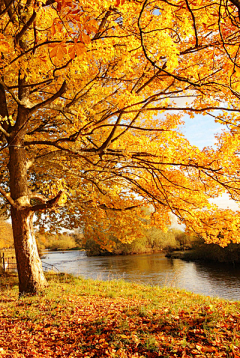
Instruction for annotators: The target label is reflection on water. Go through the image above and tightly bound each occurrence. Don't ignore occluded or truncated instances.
[41,251,240,301]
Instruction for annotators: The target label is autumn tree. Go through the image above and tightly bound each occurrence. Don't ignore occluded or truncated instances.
[1,0,240,294]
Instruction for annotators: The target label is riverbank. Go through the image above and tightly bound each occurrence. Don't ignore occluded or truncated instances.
[166,247,240,264]
[0,273,240,357]
[86,248,164,257]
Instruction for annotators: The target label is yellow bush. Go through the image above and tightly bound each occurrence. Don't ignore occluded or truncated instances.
[0,218,13,249]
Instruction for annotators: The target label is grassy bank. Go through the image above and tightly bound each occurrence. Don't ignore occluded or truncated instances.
[0,273,240,357]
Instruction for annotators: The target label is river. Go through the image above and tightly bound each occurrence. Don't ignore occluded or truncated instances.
[41,250,240,301]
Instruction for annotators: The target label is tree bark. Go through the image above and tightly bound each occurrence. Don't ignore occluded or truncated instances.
[11,206,47,295]
[8,142,47,295]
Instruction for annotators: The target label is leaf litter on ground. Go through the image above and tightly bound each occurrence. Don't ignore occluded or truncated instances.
[0,272,240,357]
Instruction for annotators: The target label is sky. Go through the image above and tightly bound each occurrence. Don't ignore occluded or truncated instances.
[179,113,239,211]
[180,113,222,150]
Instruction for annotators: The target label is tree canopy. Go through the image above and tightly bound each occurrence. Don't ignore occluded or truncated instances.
[1,0,240,292]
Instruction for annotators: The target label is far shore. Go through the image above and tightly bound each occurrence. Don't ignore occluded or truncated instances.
[4,246,240,265]
[165,249,240,264]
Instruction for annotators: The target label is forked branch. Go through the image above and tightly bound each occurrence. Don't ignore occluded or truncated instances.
[31,191,63,212]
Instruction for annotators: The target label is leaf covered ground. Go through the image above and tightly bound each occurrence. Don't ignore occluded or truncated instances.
[0,273,240,357]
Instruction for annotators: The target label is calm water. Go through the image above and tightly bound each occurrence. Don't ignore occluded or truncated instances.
[41,251,240,301]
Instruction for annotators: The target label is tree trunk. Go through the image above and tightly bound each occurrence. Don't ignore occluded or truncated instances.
[11,206,47,295]
[8,142,47,295]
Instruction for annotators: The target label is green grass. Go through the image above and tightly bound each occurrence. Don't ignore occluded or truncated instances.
[0,272,240,357]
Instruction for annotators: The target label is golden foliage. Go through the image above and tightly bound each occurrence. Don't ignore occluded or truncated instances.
[1,0,240,249]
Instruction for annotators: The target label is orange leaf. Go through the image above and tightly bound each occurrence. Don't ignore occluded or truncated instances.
[50,44,67,60]
[50,45,58,58]
[81,33,91,45]
[68,45,75,59]
[75,43,86,57]
[115,0,125,6]
[56,46,66,60]
[51,23,56,36]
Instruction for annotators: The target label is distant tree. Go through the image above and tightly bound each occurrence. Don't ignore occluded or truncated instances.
[72,231,84,248]
[36,232,77,251]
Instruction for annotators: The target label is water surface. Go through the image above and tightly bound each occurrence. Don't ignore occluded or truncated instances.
[41,251,240,301]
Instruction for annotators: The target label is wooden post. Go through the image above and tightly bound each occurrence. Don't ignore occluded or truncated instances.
[2,252,5,271]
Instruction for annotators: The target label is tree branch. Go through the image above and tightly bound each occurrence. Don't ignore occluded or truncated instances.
[93,10,111,40]
[0,186,16,207]
[15,12,37,45]
[0,124,10,137]
[0,0,15,17]
[29,81,67,114]
[0,79,25,106]
[29,193,48,203]
[43,0,56,6]
[185,0,198,48]
[120,106,240,114]
[96,112,123,155]
[98,203,140,211]
[229,0,240,20]
[31,191,63,212]
[137,0,201,87]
